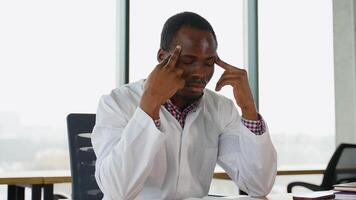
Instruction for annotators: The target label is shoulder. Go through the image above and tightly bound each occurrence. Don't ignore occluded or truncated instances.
[99,80,144,113]
[203,88,235,109]
[109,79,144,100]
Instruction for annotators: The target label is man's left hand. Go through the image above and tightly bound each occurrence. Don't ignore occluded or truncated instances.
[215,56,258,120]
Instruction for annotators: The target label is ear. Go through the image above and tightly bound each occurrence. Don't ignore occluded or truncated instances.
[157,49,168,62]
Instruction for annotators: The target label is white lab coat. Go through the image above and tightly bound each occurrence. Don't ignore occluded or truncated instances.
[91,80,277,200]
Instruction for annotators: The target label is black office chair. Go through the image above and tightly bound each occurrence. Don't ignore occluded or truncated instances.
[287,143,356,193]
[67,113,103,200]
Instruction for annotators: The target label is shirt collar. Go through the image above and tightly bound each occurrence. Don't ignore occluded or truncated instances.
[165,96,202,114]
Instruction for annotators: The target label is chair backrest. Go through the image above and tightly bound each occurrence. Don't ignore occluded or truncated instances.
[321,143,356,190]
[67,113,103,200]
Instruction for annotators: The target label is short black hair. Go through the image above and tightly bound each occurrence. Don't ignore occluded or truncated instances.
[160,12,218,51]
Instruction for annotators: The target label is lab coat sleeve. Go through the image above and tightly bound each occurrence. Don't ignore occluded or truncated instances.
[216,99,277,197]
[91,93,166,200]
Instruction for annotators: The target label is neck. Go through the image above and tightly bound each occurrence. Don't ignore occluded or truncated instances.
[170,93,202,111]
[170,96,190,111]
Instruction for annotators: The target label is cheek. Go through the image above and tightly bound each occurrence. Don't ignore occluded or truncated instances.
[177,64,193,77]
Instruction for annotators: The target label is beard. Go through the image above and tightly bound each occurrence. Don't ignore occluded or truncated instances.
[175,89,204,102]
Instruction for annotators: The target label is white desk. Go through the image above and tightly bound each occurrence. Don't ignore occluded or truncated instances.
[187,194,293,200]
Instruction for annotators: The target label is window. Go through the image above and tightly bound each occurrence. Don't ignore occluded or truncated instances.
[258,0,335,169]
[0,0,115,197]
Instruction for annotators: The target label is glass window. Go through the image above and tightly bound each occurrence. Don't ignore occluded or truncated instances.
[258,0,335,169]
[0,0,115,173]
[0,1,115,198]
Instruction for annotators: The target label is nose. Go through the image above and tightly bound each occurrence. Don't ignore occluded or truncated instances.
[183,64,213,85]
[187,62,208,76]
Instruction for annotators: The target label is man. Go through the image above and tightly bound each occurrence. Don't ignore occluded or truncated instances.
[92,12,277,200]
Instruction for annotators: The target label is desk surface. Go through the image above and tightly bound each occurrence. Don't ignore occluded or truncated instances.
[0,170,326,200]
[2,170,332,200]
[188,194,294,200]
[0,170,71,185]
[213,169,325,179]
[0,168,325,184]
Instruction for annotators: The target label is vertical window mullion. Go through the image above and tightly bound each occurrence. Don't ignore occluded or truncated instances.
[244,0,259,110]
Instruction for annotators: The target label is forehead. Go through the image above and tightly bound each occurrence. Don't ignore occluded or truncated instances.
[172,26,217,56]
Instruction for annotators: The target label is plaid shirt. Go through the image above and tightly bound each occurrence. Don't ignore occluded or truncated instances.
[154,99,265,135]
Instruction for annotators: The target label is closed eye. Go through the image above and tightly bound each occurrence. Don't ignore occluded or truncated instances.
[180,57,195,64]
[205,58,215,66]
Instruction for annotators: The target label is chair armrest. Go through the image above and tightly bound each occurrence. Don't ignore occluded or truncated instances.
[337,177,356,184]
[53,194,68,200]
[287,181,324,193]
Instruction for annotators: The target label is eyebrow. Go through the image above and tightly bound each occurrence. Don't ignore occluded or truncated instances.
[180,54,216,60]
[205,56,215,60]
[180,54,195,58]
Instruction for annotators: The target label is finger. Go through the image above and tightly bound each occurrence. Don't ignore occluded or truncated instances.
[174,68,184,77]
[166,45,181,68]
[215,56,241,71]
[215,72,239,88]
[217,74,242,83]
[215,71,229,89]
[158,54,171,67]
[215,78,238,91]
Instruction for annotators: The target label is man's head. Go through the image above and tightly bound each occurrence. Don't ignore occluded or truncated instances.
[158,12,218,101]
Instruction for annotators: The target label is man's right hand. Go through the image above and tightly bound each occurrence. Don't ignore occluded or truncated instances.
[140,45,185,120]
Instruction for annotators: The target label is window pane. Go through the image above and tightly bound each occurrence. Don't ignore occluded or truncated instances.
[129,0,244,101]
[0,0,115,172]
[258,0,335,169]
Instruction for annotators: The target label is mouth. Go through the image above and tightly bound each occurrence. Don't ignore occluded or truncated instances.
[182,77,208,94]
[185,83,205,93]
